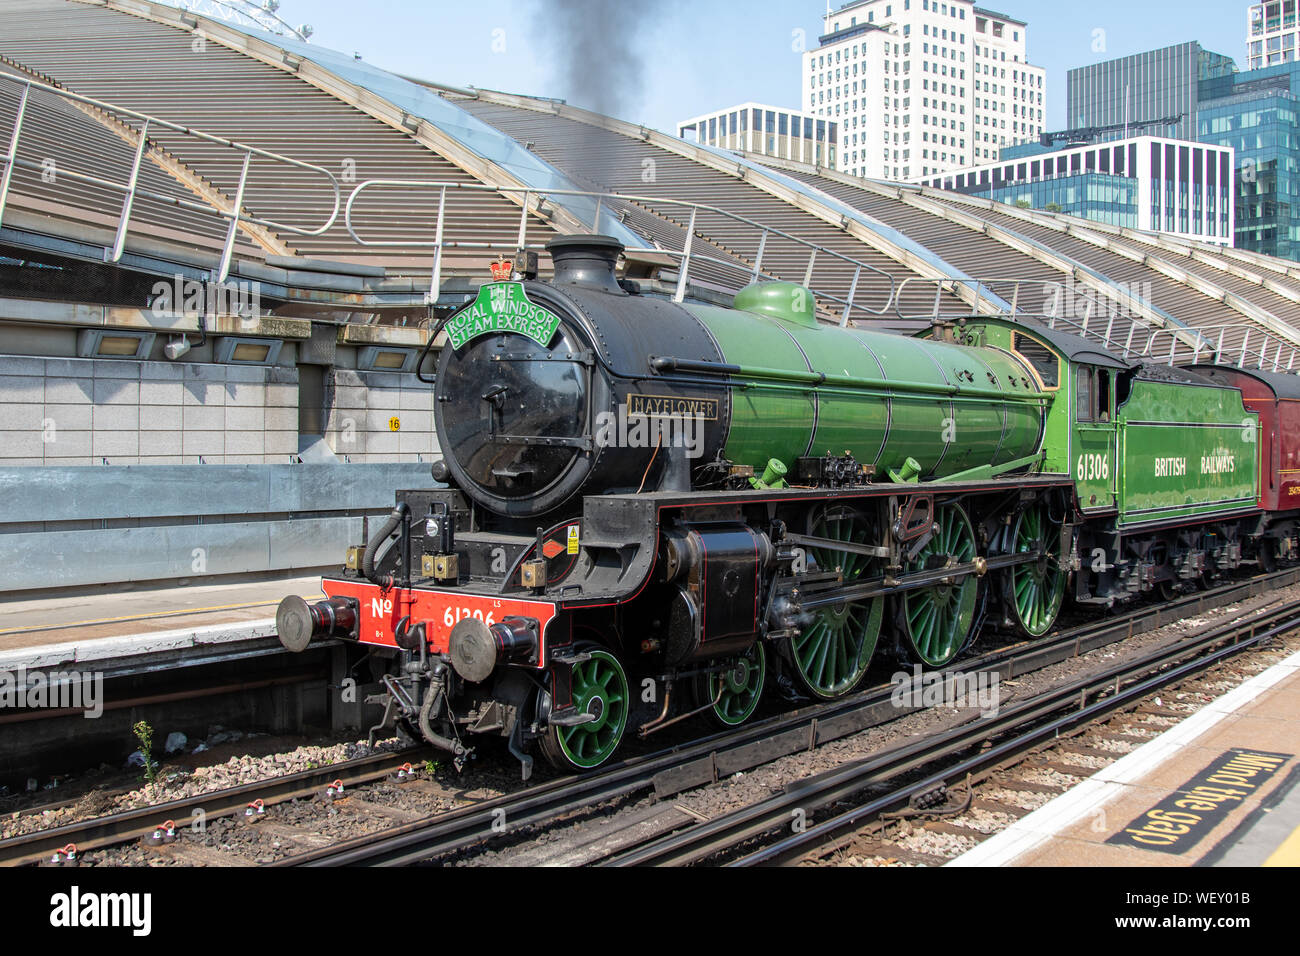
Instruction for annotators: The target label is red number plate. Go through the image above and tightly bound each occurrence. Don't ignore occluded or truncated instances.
[320,578,559,663]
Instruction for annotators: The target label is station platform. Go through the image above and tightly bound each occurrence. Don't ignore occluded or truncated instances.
[949,648,1300,867]
[0,574,325,670]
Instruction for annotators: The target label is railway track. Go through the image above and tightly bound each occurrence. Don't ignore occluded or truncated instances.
[598,599,1300,866]
[273,568,1300,867]
[0,747,425,866]
[4,567,1290,867]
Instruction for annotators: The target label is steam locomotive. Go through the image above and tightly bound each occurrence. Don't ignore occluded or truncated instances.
[276,235,1296,775]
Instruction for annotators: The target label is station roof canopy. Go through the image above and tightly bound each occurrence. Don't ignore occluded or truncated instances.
[0,0,1299,375]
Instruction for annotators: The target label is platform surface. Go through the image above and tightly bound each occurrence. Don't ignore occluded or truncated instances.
[0,574,326,666]
[948,648,1300,867]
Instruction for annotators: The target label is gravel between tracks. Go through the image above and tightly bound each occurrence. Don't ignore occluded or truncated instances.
[2,736,403,841]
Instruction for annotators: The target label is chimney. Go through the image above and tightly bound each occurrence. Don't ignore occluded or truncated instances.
[546,235,626,294]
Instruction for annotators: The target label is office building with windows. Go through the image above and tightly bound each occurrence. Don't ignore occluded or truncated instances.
[1066,41,1237,144]
[1066,34,1300,261]
[1198,60,1300,259]
[802,0,1045,182]
[678,103,838,166]
[914,135,1235,243]
[1248,1,1300,69]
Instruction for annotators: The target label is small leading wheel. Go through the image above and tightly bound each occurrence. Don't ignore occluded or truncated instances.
[539,645,629,772]
[790,506,884,700]
[899,502,980,668]
[1006,504,1066,638]
[697,643,766,728]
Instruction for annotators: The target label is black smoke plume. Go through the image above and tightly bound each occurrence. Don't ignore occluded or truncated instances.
[527,0,673,119]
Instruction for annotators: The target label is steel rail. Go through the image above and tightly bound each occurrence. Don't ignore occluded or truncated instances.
[0,747,423,867]
[601,600,1300,867]
[275,566,1299,867]
[733,606,1300,867]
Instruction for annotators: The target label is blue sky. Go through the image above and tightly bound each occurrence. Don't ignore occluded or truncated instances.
[280,1,1248,135]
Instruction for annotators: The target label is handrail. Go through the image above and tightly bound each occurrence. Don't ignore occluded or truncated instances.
[1038,313,1300,373]
[344,179,898,316]
[0,74,340,282]
[892,274,1300,374]
[892,274,1190,357]
[893,274,1167,323]
[1141,323,1300,373]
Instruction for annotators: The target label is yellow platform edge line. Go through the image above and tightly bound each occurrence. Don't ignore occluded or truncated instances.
[0,594,322,636]
[1263,823,1300,867]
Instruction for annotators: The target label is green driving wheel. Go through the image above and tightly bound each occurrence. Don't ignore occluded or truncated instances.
[539,645,628,772]
[1007,504,1066,638]
[699,642,766,728]
[790,506,884,699]
[900,502,979,668]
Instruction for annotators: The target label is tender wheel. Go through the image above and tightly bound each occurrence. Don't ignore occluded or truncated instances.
[696,643,766,728]
[1006,504,1066,638]
[539,645,628,772]
[790,506,884,700]
[899,502,979,668]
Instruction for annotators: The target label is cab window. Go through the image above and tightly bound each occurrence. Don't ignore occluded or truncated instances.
[1077,367,1093,421]
[1077,367,1112,423]
[1012,332,1060,388]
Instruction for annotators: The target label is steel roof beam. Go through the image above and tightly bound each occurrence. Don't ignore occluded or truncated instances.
[983,203,1300,350]
[455,88,1009,317]
[906,182,1300,352]
[813,167,1199,348]
[74,0,615,247]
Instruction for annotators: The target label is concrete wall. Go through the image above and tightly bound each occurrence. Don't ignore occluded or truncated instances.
[0,344,445,588]
[324,367,438,463]
[0,463,436,591]
[0,354,442,467]
[0,354,299,466]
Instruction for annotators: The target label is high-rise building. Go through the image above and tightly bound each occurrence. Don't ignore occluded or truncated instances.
[1061,36,1300,262]
[678,104,838,166]
[1066,41,1236,144]
[1247,2,1300,70]
[1198,60,1300,259]
[802,0,1045,182]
